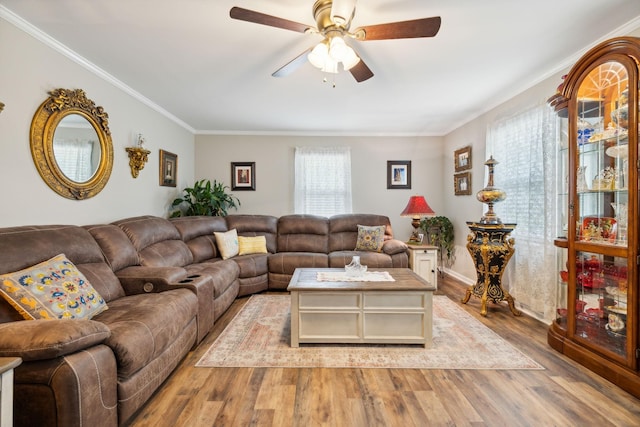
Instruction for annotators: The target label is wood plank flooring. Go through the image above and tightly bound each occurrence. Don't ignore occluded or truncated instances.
[129,275,640,426]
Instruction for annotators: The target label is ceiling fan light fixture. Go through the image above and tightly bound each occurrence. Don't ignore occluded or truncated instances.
[329,36,350,62]
[321,56,339,74]
[308,41,329,68]
[342,48,360,70]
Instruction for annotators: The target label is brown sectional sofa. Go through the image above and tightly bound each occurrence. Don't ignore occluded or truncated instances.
[0,213,407,426]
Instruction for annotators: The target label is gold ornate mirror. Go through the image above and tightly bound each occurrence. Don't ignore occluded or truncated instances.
[30,88,113,200]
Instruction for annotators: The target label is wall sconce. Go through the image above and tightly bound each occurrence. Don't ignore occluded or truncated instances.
[125,133,150,178]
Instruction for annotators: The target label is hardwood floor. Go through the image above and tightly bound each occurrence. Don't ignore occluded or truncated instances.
[129,275,640,426]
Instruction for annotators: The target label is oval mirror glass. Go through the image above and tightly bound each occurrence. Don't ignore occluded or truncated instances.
[53,114,102,183]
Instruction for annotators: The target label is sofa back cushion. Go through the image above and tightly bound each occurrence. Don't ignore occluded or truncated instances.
[0,225,125,310]
[277,215,329,253]
[85,224,140,272]
[113,216,193,267]
[329,214,393,252]
[171,216,228,262]
[226,215,278,253]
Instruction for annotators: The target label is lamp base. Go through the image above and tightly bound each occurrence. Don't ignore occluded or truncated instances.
[407,227,423,244]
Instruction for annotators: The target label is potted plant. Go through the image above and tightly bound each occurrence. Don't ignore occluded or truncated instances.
[170,179,240,217]
[420,216,455,267]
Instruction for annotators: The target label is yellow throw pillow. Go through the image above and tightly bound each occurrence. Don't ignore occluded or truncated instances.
[238,235,268,255]
[354,225,385,252]
[0,253,108,320]
[214,229,239,260]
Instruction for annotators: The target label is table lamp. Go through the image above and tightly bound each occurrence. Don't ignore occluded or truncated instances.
[400,195,435,244]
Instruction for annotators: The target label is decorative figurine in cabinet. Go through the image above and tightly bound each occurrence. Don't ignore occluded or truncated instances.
[547,37,640,398]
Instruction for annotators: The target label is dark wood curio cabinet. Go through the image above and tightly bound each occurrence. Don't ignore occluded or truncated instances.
[548,37,640,398]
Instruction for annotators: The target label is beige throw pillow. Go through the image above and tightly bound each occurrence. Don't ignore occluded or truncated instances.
[214,229,239,260]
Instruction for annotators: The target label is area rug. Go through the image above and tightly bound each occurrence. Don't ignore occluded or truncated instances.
[196,295,544,370]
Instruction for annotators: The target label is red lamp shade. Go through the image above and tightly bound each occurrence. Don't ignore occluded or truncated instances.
[400,196,435,217]
[400,196,435,243]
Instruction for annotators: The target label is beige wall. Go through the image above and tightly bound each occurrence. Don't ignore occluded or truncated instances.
[0,17,194,227]
[195,135,444,240]
[443,26,640,283]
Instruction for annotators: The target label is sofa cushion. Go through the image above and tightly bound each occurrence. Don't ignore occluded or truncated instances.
[114,215,194,268]
[85,224,140,272]
[277,215,329,253]
[354,225,385,252]
[268,252,329,275]
[0,254,108,320]
[171,216,228,262]
[93,289,197,378]
[185,260,239,299]
[226,214,278,253]
[329,214,393,252]
[238,236,268,255]
[214,229,239,260]
[328,251,394,268]
[0,319,110,361]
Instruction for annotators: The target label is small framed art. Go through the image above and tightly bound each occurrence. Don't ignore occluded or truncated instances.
[231,162,255,191]
[387,160,411,189]
[454,146,472,172]
[159,150,177,187]
[454,172,471,195]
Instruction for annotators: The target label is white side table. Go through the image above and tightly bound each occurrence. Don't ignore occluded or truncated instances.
[0,357,21,427]
[407,244,438,290]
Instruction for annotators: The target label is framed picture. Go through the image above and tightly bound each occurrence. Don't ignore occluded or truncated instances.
[387,160,411,189]
[454,146,472,172]
[454,172,471,195]
[159,150,177,187]
[231,162,255,191]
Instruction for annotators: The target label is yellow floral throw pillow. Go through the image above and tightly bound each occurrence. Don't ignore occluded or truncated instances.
[0,253,108,320]
[354,225,386,252]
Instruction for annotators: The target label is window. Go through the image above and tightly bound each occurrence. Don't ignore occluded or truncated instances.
[294,146,352,216]
[487,103,558,322]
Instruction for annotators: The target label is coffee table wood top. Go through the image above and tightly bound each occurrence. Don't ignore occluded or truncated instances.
[287,268,435,292]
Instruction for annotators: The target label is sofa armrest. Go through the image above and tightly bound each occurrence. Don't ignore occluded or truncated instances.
[382,239,408,255]
[0,319,110,361]
[116,266,190,294]
[116,266,215,343]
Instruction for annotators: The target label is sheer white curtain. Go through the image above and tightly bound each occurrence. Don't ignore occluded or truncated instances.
[294,146,352,216]
[488,103,558,322]
[53,139,95,182]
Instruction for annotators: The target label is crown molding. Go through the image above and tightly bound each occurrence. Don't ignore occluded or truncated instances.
[0,5,195,134]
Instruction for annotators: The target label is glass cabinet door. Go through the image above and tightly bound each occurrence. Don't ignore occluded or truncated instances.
[554,110,569,330]
[570,60,632,361]
[575,61,629,247]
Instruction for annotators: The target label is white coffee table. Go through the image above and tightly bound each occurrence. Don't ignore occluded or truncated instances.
[287,268,435,348]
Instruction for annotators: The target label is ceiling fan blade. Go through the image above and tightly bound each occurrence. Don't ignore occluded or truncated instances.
[272,48,313,78]
[349,59,374,83]
[230,7,312,33]
[354,16,441,41]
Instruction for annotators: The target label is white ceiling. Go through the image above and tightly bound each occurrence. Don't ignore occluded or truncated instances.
[2,0,640,135]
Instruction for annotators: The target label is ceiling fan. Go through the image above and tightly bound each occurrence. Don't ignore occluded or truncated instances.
[230,0,441,82]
